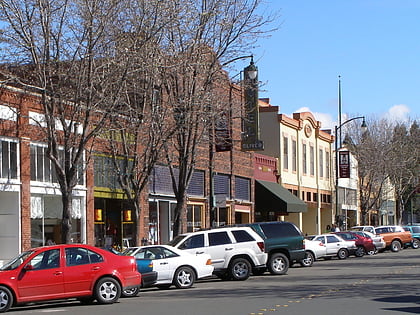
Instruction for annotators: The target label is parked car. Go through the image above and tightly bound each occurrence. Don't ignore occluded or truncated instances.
[237,221,305,274]
[333,231,375,257]
[309,234,357,260]
[300,238,327,267]
[103,246,158,293]
[402,225,420,249]
[168,226,267,281]
[351,231,386,254]
[350,225,376,234]
[123,245,214,289]
[0,244,141,313]
[374,225,413,252]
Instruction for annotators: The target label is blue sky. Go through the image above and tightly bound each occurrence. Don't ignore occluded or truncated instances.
[237,0,420,130]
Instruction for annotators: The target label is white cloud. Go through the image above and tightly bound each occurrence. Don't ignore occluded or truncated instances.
[292,107,335,130]
[383,104,410,122]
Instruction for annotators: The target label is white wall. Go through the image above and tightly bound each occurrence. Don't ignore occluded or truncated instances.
[0,191,20,265]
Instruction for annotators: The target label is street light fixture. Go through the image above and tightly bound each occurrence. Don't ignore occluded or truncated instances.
[334,116,367,229]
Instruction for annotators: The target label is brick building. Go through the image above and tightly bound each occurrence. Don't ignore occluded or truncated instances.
[0,68,255,263]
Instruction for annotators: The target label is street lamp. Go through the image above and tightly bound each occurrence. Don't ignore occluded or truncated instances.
[334,116,367,229]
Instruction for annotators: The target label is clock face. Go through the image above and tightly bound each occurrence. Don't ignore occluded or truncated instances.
[304,124,312,138]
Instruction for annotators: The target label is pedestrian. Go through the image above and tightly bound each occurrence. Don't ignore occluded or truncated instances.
[331,224,340,232]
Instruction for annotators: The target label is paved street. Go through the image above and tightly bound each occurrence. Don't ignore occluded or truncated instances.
[9,249,420,315]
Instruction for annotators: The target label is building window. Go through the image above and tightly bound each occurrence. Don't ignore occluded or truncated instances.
[309,144,314,176]
[214,173,230,198]
[187,204,203,232]
[319,149,324,178]
[31,144,84,185]
[313,193,318,202]
[326,151,330,179]
[307,191,311,201]
[235,176,250,201]
[292,139,297,172]
[0,139,18,180]
[283,136,288,170]
[302,143,307,175]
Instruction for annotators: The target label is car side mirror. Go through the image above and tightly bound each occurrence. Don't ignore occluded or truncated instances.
[23,264,34,271]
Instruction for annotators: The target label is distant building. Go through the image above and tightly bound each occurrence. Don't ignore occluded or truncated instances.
[258,99,334,235]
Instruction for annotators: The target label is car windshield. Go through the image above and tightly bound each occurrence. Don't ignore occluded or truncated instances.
[167,235,186,246]
[122,248,138,256]
[0,250,34,271]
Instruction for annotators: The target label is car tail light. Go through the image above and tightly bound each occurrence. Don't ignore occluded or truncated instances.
[148,261,153,268]
[257,241,265,252]
[205,259,212,265]
[317,242,324,247]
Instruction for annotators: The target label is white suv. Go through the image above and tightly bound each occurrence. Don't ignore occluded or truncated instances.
[168,227,267,281]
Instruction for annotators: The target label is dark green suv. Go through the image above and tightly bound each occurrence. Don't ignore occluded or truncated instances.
[242,221,305,275]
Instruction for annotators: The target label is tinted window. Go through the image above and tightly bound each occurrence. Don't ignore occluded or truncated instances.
[66,247,103,266]
[326,235,340,243]
[260,223,301,238]
[338,233,356,240]
[29,249,60,270]
[232,230,255,242]
[208,232,231,246]
[178,234,204,250]
[412,227,420,233]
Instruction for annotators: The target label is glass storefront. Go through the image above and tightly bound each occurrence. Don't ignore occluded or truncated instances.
[30,195,83,247]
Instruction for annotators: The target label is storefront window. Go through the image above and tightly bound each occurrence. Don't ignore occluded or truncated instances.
[31,195,83,246]
[187,204,203,232]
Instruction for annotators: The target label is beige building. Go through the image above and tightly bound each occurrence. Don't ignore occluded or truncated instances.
[258,99,334,235]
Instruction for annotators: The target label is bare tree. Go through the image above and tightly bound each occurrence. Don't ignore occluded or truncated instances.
[344,118,394,224]
[158,0,276,236]
[0,0,143,243]
[345,117,419,225]
[388,121,420,224]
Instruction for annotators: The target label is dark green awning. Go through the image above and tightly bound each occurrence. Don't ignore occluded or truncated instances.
[255,180,307,213]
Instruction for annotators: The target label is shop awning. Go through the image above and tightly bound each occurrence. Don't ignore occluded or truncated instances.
[255,180,307,213]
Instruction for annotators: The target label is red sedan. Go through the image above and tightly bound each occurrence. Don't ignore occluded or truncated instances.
[0,244,141,313]
[333,231,375,257]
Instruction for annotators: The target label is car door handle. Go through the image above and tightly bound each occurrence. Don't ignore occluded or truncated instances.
[54,271,63,276]
[225,247,233,251]
[195,251,204,255]
[160,262,168,265]
[91,266,101,271]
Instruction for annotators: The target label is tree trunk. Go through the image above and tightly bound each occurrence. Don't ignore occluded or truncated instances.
[61,193,73,244]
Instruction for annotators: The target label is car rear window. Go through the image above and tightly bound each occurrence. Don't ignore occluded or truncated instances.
[260,223,301,238]
[412,227,420,233]
[208,231,232,246]
[177,234,204,250]
[232,230,255,243]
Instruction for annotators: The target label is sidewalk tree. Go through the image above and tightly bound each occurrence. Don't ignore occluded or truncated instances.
[159,0,276,236]
[0,0,144,243]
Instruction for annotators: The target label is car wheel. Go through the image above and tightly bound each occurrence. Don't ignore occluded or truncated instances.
[355,246,365,257]
[337,248,348,259]
[121,286,140,297]
[267,253,289,275]
[0,286,13,313]
[173,266,195,289]
[95,277,121,304]
[229,258,251,280]
[367,247,376,255]
[390,240,402,252]
[300,251,314,267]
[412,239,419,249]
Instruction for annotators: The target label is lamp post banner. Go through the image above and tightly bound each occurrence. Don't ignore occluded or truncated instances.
[339,150,350,178]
